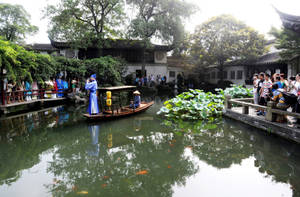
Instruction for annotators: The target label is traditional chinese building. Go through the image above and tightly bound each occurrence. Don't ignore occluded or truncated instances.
[204,40,288,86]
[28,39,188,83]
[276,9,300,76]
[276,9,300,34]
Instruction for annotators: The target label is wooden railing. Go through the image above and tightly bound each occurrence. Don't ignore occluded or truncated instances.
[1,89,68,106]
[224,95,300,122]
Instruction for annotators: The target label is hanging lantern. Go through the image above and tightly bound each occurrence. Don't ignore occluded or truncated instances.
[106,99,112,107]
[106,91,111,99]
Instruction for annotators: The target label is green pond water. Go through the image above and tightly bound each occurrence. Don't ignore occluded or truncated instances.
[0,97,300,197]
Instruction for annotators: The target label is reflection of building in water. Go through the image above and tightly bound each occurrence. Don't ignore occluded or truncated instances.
[88,125,100,157]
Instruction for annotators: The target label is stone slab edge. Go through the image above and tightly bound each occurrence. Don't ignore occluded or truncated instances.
[224,109,300,144]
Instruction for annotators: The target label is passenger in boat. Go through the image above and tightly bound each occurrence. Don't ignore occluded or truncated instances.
[130,90,141,109]
[85,74,99,115]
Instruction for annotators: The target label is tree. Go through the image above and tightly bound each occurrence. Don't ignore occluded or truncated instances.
[45,0,125,48]
[0,38,34,82]
[126,0,197,76]
[172,32,192,57]
[191,15,267,82]
[269,27,300,59]
[0,3,38,43]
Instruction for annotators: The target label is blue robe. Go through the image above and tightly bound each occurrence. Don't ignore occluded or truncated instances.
[56,79,64,97]
[85,80,99,115]
[130,95,141,109]
[63,80,68,90]
[25,81,32,95]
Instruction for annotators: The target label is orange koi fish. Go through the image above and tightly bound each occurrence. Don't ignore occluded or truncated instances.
[136,170,148,175]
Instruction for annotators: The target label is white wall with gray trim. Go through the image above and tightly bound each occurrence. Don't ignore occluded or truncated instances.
[205,66,246,85]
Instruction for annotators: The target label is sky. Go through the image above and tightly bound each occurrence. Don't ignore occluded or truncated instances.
[1,0,300,44]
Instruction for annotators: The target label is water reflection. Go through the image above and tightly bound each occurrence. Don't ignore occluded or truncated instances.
[0,101,300,196]
[0,105,84,141]
[87,124,100,157]
[45,127,198,197]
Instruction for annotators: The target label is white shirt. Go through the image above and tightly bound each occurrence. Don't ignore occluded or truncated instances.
[292,81,300,96]
[253,79,260,91]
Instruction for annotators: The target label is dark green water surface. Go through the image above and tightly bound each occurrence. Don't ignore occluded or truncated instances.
[0,97,300,197]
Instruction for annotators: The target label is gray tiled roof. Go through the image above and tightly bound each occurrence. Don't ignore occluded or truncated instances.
[27,44,58,52]
[49,38,173,51]
[276,8,300,34]
[224,52,285,67]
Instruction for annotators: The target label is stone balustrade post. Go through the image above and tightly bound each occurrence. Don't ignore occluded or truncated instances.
[242,105,249,115]
[225,95,232,110]
[266,101,276,122]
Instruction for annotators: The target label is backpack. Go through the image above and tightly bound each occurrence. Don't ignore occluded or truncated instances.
[281,92,297,105]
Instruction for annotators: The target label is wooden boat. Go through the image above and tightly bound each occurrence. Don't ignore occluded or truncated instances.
[83,101,154,120]
[83,86,154,121]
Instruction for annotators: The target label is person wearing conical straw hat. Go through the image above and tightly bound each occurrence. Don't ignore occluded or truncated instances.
[130,90,141,109]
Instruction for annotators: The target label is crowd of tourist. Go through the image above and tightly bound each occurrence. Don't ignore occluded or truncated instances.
[253,72,299,122]
[2,75,80,105]
[135,74,167,87]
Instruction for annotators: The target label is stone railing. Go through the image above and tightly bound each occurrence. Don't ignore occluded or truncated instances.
[224,95,300,122]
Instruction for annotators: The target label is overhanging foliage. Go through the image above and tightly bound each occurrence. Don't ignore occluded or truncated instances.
[0,38,126,86]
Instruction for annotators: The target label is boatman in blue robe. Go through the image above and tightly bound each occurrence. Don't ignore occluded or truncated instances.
[85,74,99,115]
[130,90,141,109]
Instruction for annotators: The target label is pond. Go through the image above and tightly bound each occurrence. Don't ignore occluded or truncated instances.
[0,97,300,197]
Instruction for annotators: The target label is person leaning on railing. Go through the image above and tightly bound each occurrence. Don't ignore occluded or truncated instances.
[288,76,298,112]
[6,81,14,104]
[272,84,289,109]
[16,81,24,102]
[272,83,289,123]
[295,74,300,124]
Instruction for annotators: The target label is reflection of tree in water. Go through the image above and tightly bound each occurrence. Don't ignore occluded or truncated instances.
[46,123,198,197]
[163,119,253,169]
[164,118,300,196]
[2,106,300,196]
[251,134,300,197]
[0,129,52,186]
[0,105,84,141]
[0,106,84,186]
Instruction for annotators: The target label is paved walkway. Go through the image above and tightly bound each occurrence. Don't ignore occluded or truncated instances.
[0,98,66,109]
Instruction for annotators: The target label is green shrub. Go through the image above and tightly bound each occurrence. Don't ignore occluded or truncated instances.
[0,38,126,86]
